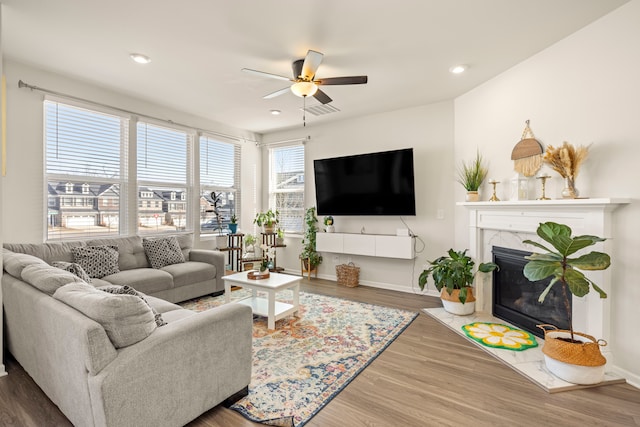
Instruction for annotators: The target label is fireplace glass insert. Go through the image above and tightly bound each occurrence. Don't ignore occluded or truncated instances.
[492,246,570,338]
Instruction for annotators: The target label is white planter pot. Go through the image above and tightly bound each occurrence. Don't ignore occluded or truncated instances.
[543,355,606,385]
[441,299,476,316]
[541,329,607,385]
[216,235,228,250]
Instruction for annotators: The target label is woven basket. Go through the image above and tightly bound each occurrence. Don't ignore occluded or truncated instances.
[336,262,360,287]
[538,324,607,367]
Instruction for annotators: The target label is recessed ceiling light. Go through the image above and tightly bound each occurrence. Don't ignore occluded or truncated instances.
[130,53,151,64]
[449,64,468,74]
[270,110,282,115]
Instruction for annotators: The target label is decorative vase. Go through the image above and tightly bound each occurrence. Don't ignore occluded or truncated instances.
[465,191,479,202]
[561,177,579,199]
[538,325,607,385]
[440,287,476,315]
[228,223,238,234]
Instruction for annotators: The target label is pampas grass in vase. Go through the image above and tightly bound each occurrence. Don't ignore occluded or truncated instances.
[542,141,589,198]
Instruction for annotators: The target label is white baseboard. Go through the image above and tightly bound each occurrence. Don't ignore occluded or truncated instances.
[611,365,640,390]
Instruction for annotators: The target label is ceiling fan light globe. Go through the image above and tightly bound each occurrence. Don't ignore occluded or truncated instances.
[291,81,318,97]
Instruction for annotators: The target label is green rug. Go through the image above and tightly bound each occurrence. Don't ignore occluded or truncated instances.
[180,290,417,427]
[461,322,538,351]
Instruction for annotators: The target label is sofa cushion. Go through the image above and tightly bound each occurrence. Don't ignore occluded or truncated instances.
[3,241,87,264]
[53,282,157,348]
[161,261,216,288]
[71,245,120,279]
[87,236,148,270]
[52,261,93,283]
[2,249,48,278]
[101,268,174,295]
[142,236,186,269]
[21,263,85,295]
[100,285,167,327]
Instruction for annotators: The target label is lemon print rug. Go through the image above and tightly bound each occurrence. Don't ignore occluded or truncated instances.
[462,322,538,351]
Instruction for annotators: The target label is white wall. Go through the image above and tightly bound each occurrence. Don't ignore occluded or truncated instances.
[454,0,640,384]
[263,101,455,294]
[2,60,261,246]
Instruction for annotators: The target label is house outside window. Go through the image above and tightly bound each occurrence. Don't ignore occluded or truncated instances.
[269,143,305,233]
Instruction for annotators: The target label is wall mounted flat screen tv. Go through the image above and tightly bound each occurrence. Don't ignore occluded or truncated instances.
[314,148,416,216]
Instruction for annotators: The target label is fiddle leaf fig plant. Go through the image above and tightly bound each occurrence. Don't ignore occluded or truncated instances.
[523,221,610,339]
[419,249,498,304]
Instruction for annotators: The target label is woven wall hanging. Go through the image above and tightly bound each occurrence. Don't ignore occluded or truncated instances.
[511,120,543,177]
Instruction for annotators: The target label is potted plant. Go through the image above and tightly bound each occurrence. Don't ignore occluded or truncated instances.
[210,191,227,249]
[323,215,335,233]
[300,207,322,278]
[523,221,610,384]
[457,150,488,202]
[253,209,279,234]
[275,227,285,246]
[229,213,238,234]
[418,249,498,315]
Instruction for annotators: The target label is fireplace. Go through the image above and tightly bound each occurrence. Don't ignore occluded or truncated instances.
[491,246,570,338]
[459,198,628,344]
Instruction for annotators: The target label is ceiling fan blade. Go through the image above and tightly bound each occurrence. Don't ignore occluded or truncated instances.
[313,89,332,105]
[242,68,292,82]
[300,50,324,81]
[315,76,368,85]
[263,87,291,99]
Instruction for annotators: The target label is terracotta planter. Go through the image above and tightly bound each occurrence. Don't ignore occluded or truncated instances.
[538,325,607,385]
[440,287,476,316]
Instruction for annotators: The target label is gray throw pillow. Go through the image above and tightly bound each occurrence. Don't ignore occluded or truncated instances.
[21,263,85,295]
[100,285,167,327]
[53,282,156,348]
[52,261,92,283]
[142,236,185,269]
[71,245,120,279]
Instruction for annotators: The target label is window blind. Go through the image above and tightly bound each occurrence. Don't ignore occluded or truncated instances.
[269,144,305,233]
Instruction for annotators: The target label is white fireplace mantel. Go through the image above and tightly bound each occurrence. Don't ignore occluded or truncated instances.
[459,198,630,343]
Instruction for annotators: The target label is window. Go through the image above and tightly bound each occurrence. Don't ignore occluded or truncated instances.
[269,144,305,233]
[137,122,191,233]
[199,135,241,234]
[45,100,127,239]
[44,99,242,240]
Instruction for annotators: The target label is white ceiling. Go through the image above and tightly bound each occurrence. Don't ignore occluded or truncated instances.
[2,0,628,134]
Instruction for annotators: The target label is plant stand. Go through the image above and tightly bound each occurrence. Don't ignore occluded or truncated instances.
[300,257,317,280]
[262,232,286,272]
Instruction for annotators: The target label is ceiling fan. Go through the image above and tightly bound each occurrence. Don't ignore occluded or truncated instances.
[242,50,368,105]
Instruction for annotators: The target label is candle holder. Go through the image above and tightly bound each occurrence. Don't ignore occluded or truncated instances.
[488,180,500,202]
[536,175,551,200]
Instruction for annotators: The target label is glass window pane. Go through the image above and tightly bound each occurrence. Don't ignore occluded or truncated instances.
[137,186,188,234]
[47,180,120,239]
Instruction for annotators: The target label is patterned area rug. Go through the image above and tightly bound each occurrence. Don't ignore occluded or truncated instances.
[180,289,418,427]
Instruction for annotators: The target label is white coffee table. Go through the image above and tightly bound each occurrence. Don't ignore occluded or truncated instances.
[223,271,301,330]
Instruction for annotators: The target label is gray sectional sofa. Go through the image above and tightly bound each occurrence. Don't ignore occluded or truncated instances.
[1,234,253,427]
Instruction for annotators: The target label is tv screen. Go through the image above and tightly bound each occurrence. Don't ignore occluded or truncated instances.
[313,148,416,216]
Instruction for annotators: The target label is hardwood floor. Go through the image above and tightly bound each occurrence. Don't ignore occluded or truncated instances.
[2,278,639,426]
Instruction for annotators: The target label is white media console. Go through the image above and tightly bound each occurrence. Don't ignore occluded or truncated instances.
[316,232,415,259]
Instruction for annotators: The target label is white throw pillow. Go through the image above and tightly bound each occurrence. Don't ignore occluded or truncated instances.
[53,282,156,348]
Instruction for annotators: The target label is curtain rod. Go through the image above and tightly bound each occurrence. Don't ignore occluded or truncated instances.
[18,79,259,145]
[258,136,311,147]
